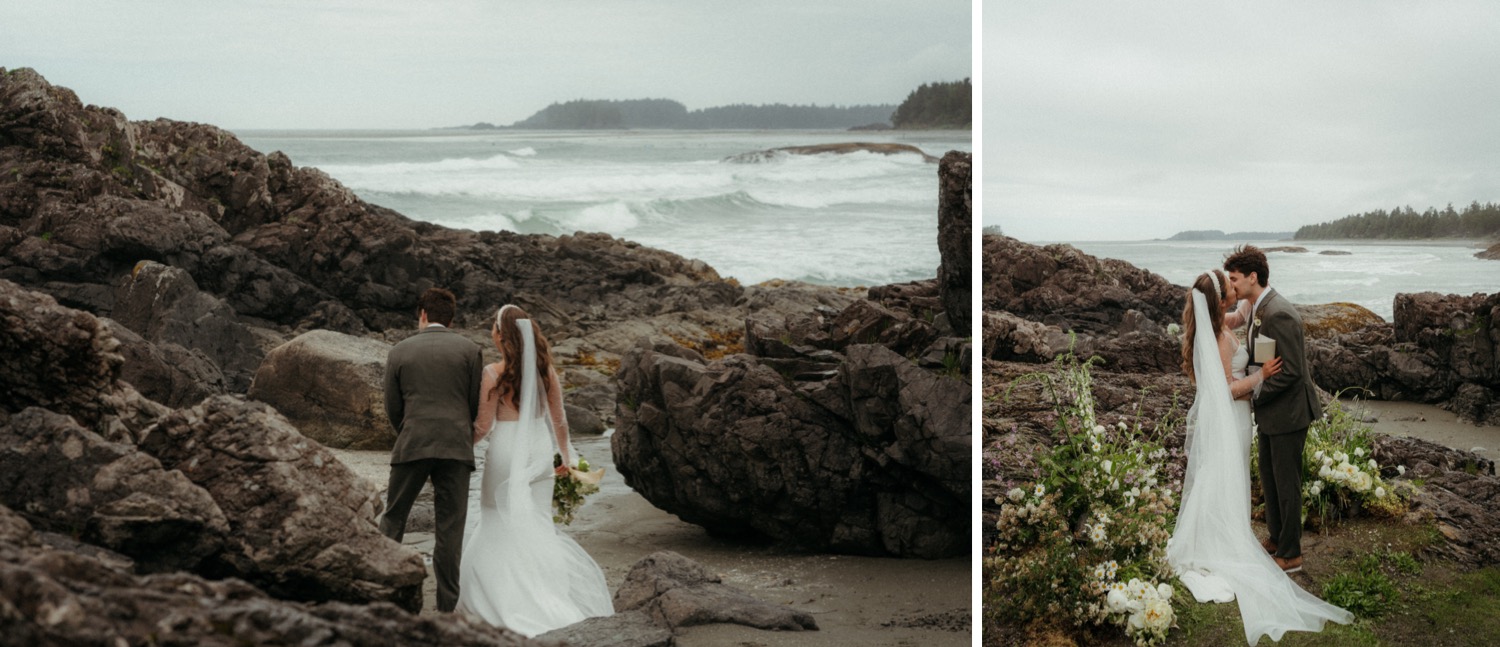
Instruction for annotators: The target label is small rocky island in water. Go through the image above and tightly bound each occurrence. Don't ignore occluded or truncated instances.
[0,67,970,645]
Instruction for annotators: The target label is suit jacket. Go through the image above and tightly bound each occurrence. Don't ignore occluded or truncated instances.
[384,326,484,465]
[1250,290,1320,435]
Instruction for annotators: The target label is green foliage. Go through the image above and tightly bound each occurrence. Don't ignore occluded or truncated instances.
[987,350,1182,646]
[510,98,896,129]
[890,78,971,129]
[40,231,52,242]
[982,224,1004,236]
[1294,201,1500,240]
[1322,551,1420,619]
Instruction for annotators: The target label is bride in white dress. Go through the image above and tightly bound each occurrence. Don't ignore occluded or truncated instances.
[1167,269,1353,644]
[456,304,612,636]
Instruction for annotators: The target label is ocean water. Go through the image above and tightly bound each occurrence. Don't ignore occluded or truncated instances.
[1061,239,1500,321]
[235,129,971,287]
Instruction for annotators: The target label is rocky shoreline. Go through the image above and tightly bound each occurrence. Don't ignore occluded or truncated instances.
[1,67,970,644]
[982,233,1500,568]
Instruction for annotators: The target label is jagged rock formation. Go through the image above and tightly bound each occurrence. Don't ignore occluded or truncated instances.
[0,279,427,612]
[937,151,971,332]
[1474,242,1499,260]
[611,157,971,559]
[1309,292,1500,425]
[0,503,537,646]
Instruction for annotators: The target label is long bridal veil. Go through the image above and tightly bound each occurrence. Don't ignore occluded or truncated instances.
[1167,289,1351,645]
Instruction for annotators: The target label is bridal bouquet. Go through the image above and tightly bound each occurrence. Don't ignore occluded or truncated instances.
[552,454,604,525]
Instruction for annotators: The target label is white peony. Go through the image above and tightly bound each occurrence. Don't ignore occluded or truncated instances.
[1094,424,1107,435]
[1131,598,1174,632]
[1375,486,1387,498]
[1309,482,1322,496]
[1369,459,1378,470]
[1156,583,1174,601]
[1318,465,1334,480]
[1353,471,1373,492]
[1355,447,1366,457]
[1106,588,1131,613]
[1008,488,1025,502]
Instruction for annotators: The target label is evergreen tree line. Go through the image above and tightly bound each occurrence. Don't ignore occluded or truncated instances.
[890,78,971,129]
[509,98,895,129]
[1294,202,1500,240]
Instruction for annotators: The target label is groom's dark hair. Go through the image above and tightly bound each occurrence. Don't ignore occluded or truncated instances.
[1224,245,1269,287]
[417,287,457,326]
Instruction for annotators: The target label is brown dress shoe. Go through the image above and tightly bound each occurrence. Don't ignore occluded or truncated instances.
[1275,555,1303,573]
[1260,538,1277,555]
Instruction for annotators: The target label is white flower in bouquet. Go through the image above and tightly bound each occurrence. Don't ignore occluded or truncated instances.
[1102,459,1113,474]
[1089,524,1108,543]
[1156,583,1173,601]
[1339,462,1359,480]
[1106,588,1132,613]
[1322,455,1334,467]
[1118,421,1128,431]
[1127,578,1151,600]
[1368,459,1378,470]
[1092,441,1103,452]
[1397,465,1407,476]
[1375,486,1387,498]
[1309,481,1322,496]
[1008,487,1025,502]
[1334,451,1348,463]
[1354,447,1366,457]
[1131,598,1174,633]
[1318,464,1334,480]
[1034,483,1046,498]
[1094,424,1107,435]
[1352,471,1373,492]
[1107,560,1119,578]
[1314,450,1325,460]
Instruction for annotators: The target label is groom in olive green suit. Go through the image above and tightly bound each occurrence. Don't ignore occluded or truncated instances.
[1225,245,1320,574]
[381,287,484,612]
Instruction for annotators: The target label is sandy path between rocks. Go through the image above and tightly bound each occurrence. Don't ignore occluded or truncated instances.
[330,433,971,645]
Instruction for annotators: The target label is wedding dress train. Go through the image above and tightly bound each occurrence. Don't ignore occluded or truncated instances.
[1167,290,1352,644]
[456,321,612,637]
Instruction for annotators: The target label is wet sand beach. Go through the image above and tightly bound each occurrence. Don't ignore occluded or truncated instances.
[330,433,971,645]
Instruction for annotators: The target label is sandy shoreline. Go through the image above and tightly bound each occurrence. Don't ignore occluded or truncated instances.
[1340,398,1500,459]
[329,434,970,645]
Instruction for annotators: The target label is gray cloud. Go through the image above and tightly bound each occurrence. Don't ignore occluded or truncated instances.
[3,0,970,129]
[984,1,1500,241]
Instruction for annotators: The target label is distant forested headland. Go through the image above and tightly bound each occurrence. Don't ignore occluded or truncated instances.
[1294,202,1500,240]
[890,78,970,129]
[454,78,973,131]
[505,98,896,130]
[1166,229,1294,241]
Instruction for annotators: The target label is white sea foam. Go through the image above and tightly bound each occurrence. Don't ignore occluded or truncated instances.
[238,129,972,287]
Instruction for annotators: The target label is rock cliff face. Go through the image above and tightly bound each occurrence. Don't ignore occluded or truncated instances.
[611,154,971,559]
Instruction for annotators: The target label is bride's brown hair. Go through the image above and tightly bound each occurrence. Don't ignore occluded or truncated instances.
[1180,270,1228,379]
[490,305,556,409]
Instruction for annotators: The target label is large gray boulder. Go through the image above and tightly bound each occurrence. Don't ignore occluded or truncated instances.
[248,329,394,450]
[138,395,428,611]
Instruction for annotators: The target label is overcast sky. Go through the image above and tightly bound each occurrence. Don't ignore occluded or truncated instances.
[3,0,970,130]
[984,1,1500,242]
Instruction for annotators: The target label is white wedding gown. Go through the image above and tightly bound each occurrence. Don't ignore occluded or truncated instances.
[455,322,612,637]
[1167,290,1352,644]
